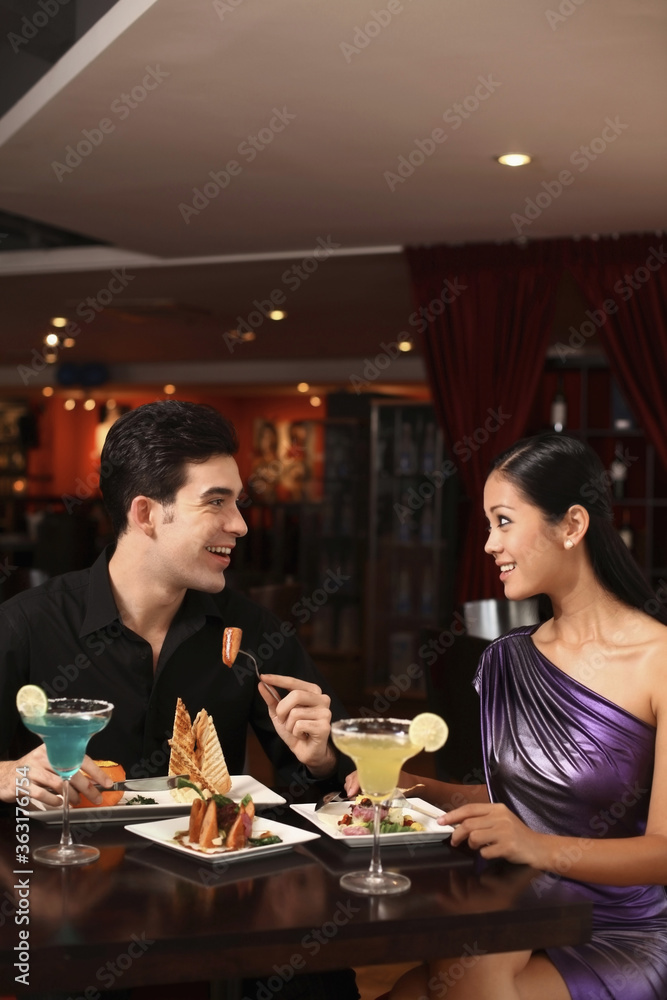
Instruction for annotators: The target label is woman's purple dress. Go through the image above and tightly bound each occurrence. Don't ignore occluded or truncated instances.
[474,625,667,1000]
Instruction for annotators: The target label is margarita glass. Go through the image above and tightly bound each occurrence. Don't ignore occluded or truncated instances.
[19,697,114,866]
[331,718,424,895]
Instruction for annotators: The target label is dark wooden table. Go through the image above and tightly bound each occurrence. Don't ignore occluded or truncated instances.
[0,808,591,997]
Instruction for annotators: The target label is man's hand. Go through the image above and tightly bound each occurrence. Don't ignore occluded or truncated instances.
[258,674,336,777]
[0,747,113,807]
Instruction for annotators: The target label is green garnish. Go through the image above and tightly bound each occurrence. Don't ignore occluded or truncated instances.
[248,835,282,847]
[176,778,206,799]
[125,795,158,805]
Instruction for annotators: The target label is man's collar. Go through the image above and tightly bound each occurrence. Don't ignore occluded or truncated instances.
[79,546,224,637]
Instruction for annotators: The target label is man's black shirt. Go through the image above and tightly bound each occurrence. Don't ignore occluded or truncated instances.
[0,548,348,788]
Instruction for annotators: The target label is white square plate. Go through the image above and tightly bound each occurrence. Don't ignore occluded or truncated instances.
[125,815,320,864]
[290,799,454,848]
[28,775,286,824]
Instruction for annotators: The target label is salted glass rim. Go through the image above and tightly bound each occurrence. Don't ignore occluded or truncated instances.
[331,717,412,731]
[21,697,114,715]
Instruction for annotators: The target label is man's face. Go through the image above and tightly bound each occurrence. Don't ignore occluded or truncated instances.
[153,454,248,594]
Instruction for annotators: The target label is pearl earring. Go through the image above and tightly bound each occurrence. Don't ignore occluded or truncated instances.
[565,540,574,549]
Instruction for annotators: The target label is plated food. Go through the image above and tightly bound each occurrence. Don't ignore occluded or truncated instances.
[174,789,283,855]
[291,799,453,849]
[168,697,231,800]
[336,796,426,837]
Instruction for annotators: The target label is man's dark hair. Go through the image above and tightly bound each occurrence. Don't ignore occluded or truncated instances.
[99,400,239,538]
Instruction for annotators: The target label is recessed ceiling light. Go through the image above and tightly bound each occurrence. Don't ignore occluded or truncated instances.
[297,382,310,393]
[310,396,322,407]
[84,399,96,411]
[398,338,413,352]
[50,317,67,328]
[45,332,59,347]
[496,153,532,167]
[269,310,286,321]
[64,398,76,411]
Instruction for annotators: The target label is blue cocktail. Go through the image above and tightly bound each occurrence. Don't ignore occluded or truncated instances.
[19,698,114,866]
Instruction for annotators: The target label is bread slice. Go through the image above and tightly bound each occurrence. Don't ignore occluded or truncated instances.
[198,712,231,794]
[171,698,196,758]
[168,700,232,798]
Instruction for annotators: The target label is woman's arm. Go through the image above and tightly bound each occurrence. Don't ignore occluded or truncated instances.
[344,768,490,809]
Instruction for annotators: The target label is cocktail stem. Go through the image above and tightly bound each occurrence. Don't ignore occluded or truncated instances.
[60,780,73,851]
[370,802,384,877]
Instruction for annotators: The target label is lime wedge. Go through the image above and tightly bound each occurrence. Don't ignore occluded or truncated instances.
[16,684,48,718]
[409,712,449,752]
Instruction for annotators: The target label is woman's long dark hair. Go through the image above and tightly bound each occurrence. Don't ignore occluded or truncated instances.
[489,433,667,625]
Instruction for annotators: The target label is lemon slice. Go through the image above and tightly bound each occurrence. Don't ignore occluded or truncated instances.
[409,712,449,752]
[16,684,49,718]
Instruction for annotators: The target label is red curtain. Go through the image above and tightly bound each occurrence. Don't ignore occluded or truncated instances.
[564,234,667,470]
[405,241,563,603]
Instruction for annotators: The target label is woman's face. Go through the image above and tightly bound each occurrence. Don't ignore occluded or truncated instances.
[483,471,563,600]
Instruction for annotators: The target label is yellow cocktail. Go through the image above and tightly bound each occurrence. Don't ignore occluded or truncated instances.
[331,717,425,895]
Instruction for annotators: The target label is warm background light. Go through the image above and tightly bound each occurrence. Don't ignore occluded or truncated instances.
[269,310,286,321]
[64,398,76,410]
[45,332,59,346]
[163,384,176,395]
[42,386,54,397]
[309,396,322,407]
[398,338,413,352]
[84,399,96,411]
[496,152,532,167]
[50,317,67,328]
[297,382,309,393]
[62,337,76,348]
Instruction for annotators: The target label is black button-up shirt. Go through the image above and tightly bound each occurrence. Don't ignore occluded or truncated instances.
[0,548,348,788]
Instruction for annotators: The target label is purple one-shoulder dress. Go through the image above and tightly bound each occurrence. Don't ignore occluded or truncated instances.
[474,625,667,1000]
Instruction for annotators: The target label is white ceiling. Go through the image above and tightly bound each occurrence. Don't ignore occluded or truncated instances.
[0,0,665,380]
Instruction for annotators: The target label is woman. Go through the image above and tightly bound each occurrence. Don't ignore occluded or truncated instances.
[371,433,667,999]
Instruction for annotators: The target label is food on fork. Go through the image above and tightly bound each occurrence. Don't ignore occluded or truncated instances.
[222,626,242,667]
[168,697,232,800]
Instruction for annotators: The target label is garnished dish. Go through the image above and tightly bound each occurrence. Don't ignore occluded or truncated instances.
[290,797,453,849]
[336,796,425,836]
[173,783,282,854]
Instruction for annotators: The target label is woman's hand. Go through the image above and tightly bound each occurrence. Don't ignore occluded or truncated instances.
[442,802,545,866]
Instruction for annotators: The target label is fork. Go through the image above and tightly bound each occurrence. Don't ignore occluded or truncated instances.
[237,648,281,702]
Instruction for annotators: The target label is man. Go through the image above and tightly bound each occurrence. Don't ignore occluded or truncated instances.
[0,400,346,805]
